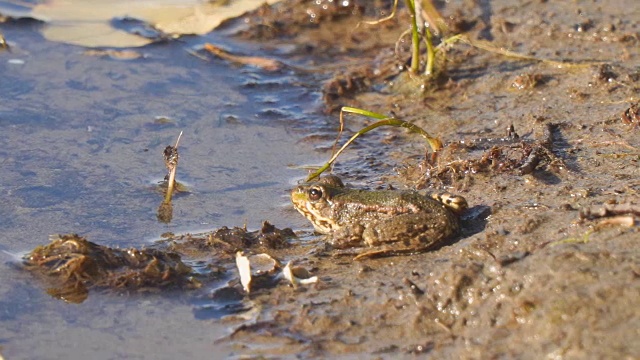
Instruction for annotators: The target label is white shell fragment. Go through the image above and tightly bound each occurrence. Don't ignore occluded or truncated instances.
[235,251,252,293]
[283,261,318,288]
[248,253,281,274]
[235,252,281,293]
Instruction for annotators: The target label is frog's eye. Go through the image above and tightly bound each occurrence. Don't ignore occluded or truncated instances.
[308,187,323,201]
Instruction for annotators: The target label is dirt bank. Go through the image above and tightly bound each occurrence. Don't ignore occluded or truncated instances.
[219,0,640,357]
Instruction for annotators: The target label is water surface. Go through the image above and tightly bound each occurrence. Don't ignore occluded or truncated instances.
[0,18,325,359]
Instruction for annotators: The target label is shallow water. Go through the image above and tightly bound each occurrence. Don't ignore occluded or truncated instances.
[2,0,640,358]
[0,19,326,359]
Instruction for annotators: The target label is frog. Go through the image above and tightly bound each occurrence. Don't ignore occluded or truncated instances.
[290,175,467,259]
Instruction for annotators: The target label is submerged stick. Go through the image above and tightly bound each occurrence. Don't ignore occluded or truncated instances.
[203,43,282,71]
[163,131,183,204]
[157,132,183,223]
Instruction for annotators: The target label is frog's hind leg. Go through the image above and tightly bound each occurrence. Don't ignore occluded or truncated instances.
[361,212,457,249]
[352,245,436,261]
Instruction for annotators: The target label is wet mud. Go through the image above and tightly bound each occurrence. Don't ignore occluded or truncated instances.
[4,0,640,358]
[212,0,640,357]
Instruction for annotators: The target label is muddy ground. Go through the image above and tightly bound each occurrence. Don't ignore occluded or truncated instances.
[4,0,639,358]
[215,0,640,358]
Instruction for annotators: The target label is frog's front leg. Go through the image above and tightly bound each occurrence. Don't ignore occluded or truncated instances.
[329,223,367,249]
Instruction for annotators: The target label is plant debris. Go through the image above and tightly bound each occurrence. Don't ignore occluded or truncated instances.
[621,102,640,127]
[166,221,296,259]
[157,132,183,223]
[23,221,297,302]
[400,122,568,188]
[580,203,640,228]
[202,43,283,71]
[24,234,198,303]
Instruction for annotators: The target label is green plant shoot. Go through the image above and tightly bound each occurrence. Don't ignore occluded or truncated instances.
[306,107,442,182]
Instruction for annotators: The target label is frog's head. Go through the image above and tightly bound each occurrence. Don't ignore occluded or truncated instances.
[291,175,344,234]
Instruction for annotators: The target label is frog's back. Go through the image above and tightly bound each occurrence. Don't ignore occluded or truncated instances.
[332,189,456,217]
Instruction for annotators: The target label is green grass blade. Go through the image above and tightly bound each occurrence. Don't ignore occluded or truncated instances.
[306,111,442,181]
[341,106,388,119]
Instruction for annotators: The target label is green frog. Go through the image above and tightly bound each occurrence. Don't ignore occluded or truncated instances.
[291,175,467,259]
